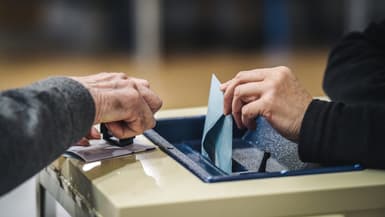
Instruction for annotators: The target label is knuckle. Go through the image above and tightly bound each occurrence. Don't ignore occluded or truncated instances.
[241,106,251,118]
[277,66,291,74]
[235,71,243,78]
[116,72,127,78]
[235,71,246,81]
[108,72,125,79]
[276,66,291,78]
[141,79,150,87]
[148,118,156,129]
[124,79,136,87]
[110,72,126,80]
[234,71,245,83]
[262,97,274,110]
[234,86,242,97]
[155,98,163,111]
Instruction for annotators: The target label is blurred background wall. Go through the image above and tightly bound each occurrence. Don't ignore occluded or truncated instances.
[0,0,385,109]
[0,1,385,216]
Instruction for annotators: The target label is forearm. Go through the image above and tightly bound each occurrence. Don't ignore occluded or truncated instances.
[299,100,385,169]
[0,77,95,196]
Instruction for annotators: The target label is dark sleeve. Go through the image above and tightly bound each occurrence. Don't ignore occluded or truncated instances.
[323,20,385,104]
[0,77,95,196]
[299,99,385,169]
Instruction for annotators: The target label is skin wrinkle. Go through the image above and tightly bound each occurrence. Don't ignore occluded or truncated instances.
[73,73,161,139]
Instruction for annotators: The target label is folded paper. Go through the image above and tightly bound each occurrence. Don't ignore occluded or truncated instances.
[201,74,233,174]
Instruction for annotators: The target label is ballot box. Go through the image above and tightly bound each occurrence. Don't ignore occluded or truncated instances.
[144,115,362,183]
[37,107,385,217]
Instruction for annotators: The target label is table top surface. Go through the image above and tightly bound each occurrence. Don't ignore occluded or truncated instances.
[50,107,385,217]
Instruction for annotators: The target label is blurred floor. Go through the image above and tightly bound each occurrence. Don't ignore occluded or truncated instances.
[0,50,328,109]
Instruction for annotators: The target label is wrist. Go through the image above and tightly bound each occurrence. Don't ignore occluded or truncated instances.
[89,88,103,124]
[70,76,102,124]
[293,96,313,141]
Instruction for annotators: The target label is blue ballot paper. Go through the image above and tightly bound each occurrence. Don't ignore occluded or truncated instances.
[201,74,233,174]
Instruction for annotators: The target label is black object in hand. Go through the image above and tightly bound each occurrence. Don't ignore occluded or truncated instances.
[100,123,135,147]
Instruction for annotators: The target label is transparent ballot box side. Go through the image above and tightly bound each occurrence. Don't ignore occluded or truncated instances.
[143,116,362,183]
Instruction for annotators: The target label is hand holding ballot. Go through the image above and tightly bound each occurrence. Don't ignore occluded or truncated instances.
[221,66,312,141]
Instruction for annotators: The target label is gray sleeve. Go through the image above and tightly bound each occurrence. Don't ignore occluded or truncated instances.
[0,77,95,196]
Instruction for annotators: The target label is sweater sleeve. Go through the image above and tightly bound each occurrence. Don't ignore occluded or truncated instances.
[0,77,95,196]
[323,20,385,105]
[299,99,385,169]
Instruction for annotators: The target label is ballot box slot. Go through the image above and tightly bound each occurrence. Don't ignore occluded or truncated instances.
[144,116,363,183]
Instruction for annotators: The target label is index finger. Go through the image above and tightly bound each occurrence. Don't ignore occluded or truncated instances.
[106,104,156,138]
[220,80,231,91]
[223,69,267,115]
[135,85,163,113]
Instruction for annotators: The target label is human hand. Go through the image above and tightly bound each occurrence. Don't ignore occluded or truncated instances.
[71,72,162,139]
[221,66,312,141]
[74,127,101,146]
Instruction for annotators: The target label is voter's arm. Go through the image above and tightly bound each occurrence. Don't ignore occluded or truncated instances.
[0,77,94,196]
[323,20,385,105]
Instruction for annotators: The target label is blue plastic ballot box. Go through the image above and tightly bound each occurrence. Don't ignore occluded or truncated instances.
[144,115,362,183]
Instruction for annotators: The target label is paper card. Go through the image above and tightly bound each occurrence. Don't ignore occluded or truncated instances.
[65,139,155,163]
[201,74,233,174]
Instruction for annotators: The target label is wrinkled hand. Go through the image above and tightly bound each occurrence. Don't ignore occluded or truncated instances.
[71,72,162,139]
[221,66,312,141]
